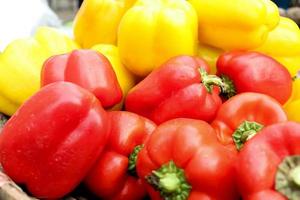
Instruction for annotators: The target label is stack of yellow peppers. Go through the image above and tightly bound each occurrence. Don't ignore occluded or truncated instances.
[73,0,299,121]
[0,27,78,115]
[0,0,299,122]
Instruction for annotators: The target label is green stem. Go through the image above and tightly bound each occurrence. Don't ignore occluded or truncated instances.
[276,155,300,199]
[232,121,263,151]
[146,161,191,200]
[199,68,223,93]
[198,69,236,98]
[128,145,144,176]
[290,166,300,186]
[220,75,237,99]
[157,173,180,193]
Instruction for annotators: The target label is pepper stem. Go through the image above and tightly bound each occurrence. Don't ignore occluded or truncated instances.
[290,166,300,186]
[220,75,237,99]
[198,69,236,98]
[158,173,180,193]
[276,155,300,199]
[146,160,191,200]
[128,145,144,176]
[199,68,223,93]
[232,121,263,151]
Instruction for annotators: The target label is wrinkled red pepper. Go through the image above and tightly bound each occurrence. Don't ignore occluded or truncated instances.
[217,51,293,104]
[85,111,156,200]
[0,82,109,199]
[41,49,122,108]
[211,93,287,152]
[125,56,223,124]
[235,122,300,200]
[136,118,239,200]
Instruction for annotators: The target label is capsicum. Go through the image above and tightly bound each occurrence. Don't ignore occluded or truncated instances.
[0,27,78,116]
[284,76,300,122]
[136,118,239,200]
[41,49,122,108]
[85,111,156,200]
[74,0,136,48]
[211,93,287,152]
[235,122,300,200]
[255,17,300,76]
[217,51,293,104]
[118,0,198,76]
[125,55,223,124]
[92,44,136,110]
[0,82,109,199]
[198,43,223,75]
[188,0,279,50]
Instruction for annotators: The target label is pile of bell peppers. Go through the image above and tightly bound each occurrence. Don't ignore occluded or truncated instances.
[0,0,299,200]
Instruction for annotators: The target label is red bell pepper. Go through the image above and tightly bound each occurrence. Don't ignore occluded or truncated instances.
[125,56,223,124]
[216,51,293,104]
[235,122,300,200]
[0,82,109,199]
[136,118,239,200]
[84,111,156,200]
[211,93,287,152]
[41,49,122,108]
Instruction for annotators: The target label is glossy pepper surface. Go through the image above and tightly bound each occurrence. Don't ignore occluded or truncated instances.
[85,111,156,200]
[136,118,239,200]
[41,49,122,108]
[284,77,300,122]
[0,27,78,116]
[217,51,293,104]
[125,56,223,124]
[188,0,279,50]
[74,0,136,48]
[235,122,300,200]
[255,17,300,76]
[0,82,109,199]
[211,93,287,152]
[118,0,198,76]
[92,44,136,110]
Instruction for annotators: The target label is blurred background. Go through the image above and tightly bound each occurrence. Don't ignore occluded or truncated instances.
[47,0,81,22]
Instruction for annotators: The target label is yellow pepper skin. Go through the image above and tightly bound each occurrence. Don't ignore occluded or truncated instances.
[188,0,279,50]
[74,0,136,48]
[118,0,198,77]
[284,78,300,122]
[198,43,223,75]
[92,44,136,110]
[0,27,78,116]
[255,17,300,76]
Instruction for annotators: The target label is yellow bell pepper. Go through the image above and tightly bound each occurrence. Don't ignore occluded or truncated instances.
[255,17,300,76]
[284,77,300,122]
[0,27,78,116]
[92,44,136,110]
[118,0,198,77]
[198,43,223,75]
[74,0,137,48]
[188,0,280,50]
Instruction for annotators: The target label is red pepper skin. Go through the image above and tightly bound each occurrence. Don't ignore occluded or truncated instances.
[41,49,122,108]
[0,82,109,199]
[125,56,222,124]
[217,51,292,104]
[136,118,239,200]
[235,122,300,200]
[84,111,156,200]
[211,93,287,152]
